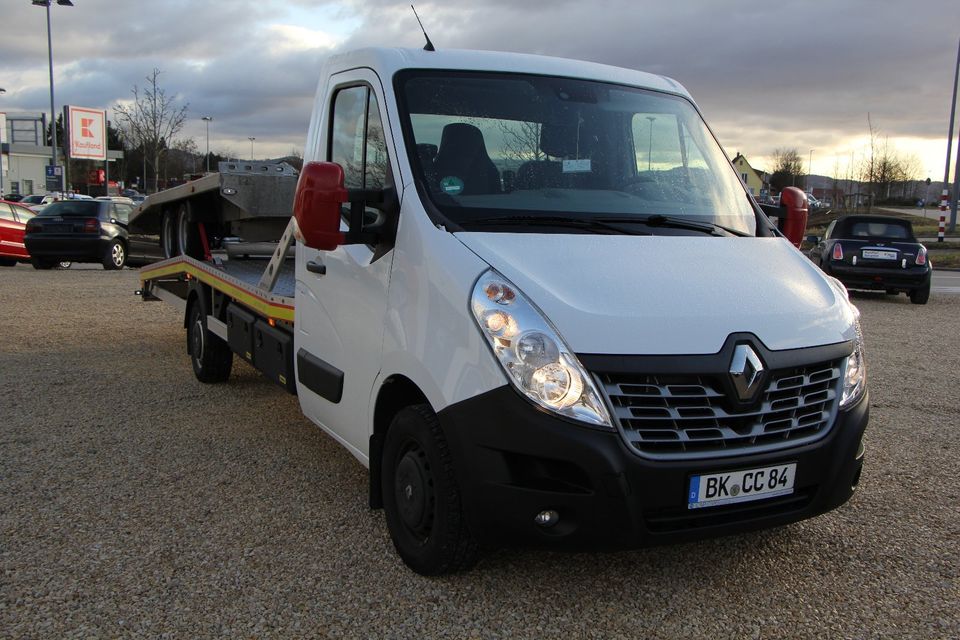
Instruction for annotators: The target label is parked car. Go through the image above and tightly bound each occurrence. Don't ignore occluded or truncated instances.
[24,199,162,269]
[19,194,47,207]
[95,196,136,205]
[0,200,39,265]
[2,194,25,203]
[808,215,931,304]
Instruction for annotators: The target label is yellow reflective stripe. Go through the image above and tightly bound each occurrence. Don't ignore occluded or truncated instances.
[140,260,295,323]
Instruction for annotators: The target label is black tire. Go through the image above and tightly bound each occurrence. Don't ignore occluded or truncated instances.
[910,282,931,305]
[382,404,479,575]
[102,239,126,270]
[0,258,16,267]
[177,203,205,259]
[187,301,233,383]
[161,211,178,259]
[30,257,55,270]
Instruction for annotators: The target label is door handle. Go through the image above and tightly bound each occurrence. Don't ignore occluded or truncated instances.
[306,260,326,275]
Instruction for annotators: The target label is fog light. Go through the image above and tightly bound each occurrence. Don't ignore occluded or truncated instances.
[534,509,559,527]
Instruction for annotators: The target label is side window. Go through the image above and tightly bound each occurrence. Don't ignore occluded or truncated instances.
[14,206,36,223]
[330,86,368,190]
[0,203,14,222]
[365,92,388,191]
[329,85,391,191]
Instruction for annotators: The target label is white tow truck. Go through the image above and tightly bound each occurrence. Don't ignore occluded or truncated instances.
[135,47,868,575]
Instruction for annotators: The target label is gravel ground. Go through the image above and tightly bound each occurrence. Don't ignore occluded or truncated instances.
[1,264,958,639]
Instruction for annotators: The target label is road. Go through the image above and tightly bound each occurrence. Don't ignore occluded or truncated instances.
[2,264,959,638]
[933,270,960,294]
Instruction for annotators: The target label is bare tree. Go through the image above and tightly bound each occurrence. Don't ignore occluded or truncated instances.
[497,120,543,169]
[113,69,188,193]
[769,148,805,193]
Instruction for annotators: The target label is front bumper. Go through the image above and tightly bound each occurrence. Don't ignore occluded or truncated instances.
[824,261,931,292]
[439,386,868,549]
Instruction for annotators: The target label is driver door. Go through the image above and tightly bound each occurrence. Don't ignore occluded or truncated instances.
[295,72,398,461]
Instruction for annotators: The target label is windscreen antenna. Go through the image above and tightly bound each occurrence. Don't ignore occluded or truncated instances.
[411,5,435,51]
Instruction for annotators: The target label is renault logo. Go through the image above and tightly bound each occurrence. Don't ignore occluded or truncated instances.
[730,344,765,402]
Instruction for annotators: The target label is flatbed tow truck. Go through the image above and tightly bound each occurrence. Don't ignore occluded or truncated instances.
[137,211,299,390]
[133,46,865,576]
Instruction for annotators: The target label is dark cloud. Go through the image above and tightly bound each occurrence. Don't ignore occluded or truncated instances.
[2,0,959,171]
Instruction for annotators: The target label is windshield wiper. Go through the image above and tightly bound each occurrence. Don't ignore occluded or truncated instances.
[597,214,748,237]
[463,215,652,236]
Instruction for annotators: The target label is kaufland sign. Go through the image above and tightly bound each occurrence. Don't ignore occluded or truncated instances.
[67,106,107,160]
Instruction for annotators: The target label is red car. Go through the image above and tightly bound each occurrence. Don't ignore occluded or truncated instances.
[0,200,38,266]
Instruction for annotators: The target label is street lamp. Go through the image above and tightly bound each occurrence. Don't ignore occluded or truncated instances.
[201,116,213,173]
[32,0,74,190]
[248,136,256,160]
[645,116,656,172]
[808,149,814,191]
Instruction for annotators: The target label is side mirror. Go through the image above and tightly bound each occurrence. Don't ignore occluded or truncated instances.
[294,161,347,250]
[779,187,809,248]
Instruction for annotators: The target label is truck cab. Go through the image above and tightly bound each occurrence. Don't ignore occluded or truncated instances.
[141,48,868,575]
[293,48,867,573]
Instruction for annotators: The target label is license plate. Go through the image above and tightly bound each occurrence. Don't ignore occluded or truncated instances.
[688,463,796,509]
[862,249,897,260]
[47,224,71,233]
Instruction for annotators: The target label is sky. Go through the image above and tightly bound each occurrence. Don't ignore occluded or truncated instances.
[1,0,959,183]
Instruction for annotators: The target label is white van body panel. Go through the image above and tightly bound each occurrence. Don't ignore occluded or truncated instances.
[455,234,857,355]
[376,188,507,413]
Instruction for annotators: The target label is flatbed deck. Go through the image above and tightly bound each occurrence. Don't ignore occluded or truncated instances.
[139,254,296,323]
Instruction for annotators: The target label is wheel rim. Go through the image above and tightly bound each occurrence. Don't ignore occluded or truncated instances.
[191,316,205,363]
[58,261,71,269]
[394,441,435,542]
[112,243,124,267]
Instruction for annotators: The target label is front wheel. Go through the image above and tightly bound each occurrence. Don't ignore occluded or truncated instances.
[187,301,233,383]
[382,404,478,575]
[102,240,126,270]
[0,258,16,267]
[30,258,55,270]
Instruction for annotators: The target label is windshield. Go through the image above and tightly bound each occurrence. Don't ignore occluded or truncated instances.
[397,71,756,235]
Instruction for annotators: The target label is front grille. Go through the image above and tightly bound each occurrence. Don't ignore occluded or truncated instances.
[596,358,844,460]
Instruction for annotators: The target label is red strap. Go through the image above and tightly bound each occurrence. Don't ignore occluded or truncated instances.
[198,222,212,262]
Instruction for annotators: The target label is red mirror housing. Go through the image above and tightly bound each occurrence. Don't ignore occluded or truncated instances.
[294,161,347,250]
[779,186,809,248]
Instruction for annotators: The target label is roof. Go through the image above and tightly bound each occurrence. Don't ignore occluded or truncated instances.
[321,47,691,99]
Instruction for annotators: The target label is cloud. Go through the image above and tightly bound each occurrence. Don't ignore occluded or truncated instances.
[2,0,959,175]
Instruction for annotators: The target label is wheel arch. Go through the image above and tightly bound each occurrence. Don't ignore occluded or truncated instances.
[369,374,431,509]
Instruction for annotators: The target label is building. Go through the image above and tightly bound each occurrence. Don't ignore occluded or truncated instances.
[1,112,122,197]
[730,153,768,196]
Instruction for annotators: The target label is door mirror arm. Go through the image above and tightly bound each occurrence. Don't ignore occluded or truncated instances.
[344,186,399,246]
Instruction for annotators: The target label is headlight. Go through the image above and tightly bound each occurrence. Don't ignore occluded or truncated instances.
[471,270,612,428]
[840,318,867,408]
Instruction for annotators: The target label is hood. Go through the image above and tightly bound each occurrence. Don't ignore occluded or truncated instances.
[455,233,857,355]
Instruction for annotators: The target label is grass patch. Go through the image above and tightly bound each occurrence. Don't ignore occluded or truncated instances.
[929,248,960,269]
